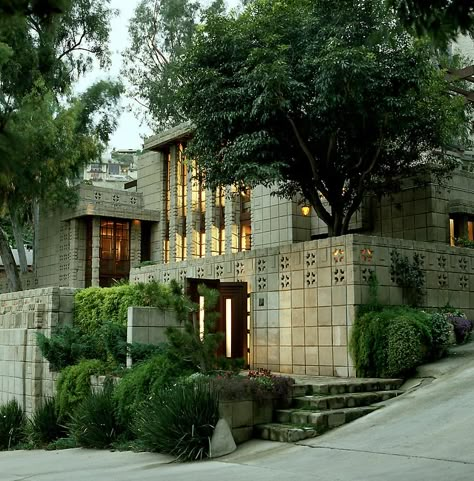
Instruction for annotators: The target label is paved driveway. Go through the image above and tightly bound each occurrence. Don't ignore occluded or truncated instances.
[2,360,474,481]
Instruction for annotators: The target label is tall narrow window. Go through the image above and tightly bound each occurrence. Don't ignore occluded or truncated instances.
[191,161,206,258]
[99,218,130,286]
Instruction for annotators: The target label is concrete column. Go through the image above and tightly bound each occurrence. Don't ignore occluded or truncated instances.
[186,167,194,259]
[69,219,86,288]
[91,217,101,287]
[205,187,214,258]
[154,150,165,263]
[225,187,239,254]
[130,220,141,268]
[169,145,178,263]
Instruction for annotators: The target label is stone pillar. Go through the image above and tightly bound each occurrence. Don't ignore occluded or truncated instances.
[169,145,178,263]
[130,220,141,268]
[91,217,101,287]
[154,151,165,263]
[186,167,194,259]
[69,219,86,288]
[205,187,214,258]
[225,187,239,254]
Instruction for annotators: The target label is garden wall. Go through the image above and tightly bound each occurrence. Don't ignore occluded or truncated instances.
[131,234,474,377]
[0,287,76,414]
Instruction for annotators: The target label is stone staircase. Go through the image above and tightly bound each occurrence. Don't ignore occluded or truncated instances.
[255,378,404,443]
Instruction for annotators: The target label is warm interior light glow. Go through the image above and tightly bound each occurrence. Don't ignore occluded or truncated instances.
[199,296,205,341]
[450,218,455,246]
[226,298,232,358]
[301,205,311,217]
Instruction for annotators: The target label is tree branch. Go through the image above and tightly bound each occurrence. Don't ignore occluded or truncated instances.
[57,30,87,60]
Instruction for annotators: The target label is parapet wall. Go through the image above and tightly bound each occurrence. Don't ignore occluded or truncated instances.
[0,287,76,414]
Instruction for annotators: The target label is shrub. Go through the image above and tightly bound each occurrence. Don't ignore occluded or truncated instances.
[68,382,125,449]
[56,359,107,419]
[28,397,66,446]
[0,399,26,450]
[74,281,174,334]
[390,250,425,306]
[450,316,473,344]
[426,312,453,360]
[350,306,431,378]
[134,381,219,461]
[37,325,105,371]
[114,353,190,429]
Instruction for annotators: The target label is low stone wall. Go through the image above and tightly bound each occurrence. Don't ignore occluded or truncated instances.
[0,287,76,414]
[126,306,181,367]
[131,234,474,377]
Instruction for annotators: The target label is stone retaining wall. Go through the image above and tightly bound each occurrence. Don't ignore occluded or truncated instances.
[0,287,75,414]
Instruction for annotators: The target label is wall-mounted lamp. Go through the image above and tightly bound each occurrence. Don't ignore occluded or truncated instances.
[301,205,311,217]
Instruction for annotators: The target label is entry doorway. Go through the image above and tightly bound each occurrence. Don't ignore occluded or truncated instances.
[186,278,249,366]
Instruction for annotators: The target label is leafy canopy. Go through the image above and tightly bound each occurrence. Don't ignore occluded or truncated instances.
[177,0,470,236]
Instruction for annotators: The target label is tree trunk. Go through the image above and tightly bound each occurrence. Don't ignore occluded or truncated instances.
[0,225,22,292]
[10,209,28,274]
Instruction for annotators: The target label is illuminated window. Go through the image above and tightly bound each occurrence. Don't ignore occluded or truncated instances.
[212,187,226,256]
[99,218,130,286]
[191,161,206,258]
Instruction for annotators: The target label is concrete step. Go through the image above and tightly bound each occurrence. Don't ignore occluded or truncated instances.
[254,423,318,443]
[293,390,404,410]
[275,406,380,429]
[291,379,403,397]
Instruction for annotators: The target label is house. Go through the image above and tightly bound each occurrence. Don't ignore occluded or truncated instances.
[26,118,474,376]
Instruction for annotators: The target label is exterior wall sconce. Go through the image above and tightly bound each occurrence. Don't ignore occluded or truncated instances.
[301,205,311,217]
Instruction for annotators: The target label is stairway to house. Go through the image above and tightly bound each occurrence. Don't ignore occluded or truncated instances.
[255,378,404,443]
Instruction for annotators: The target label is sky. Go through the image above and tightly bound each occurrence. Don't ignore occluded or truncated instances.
[76,0,241,152]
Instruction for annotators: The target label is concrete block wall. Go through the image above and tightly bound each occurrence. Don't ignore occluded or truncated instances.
[0,287,75,414]
[131,234,474,377]
[131,236,358,377]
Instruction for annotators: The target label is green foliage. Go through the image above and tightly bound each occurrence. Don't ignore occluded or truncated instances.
[73,281,174,333]
[113,353,190,430]
[426,312,453,360]
[28,397,66,447]
[56,359,107,419]
[0,399,26,450]
[166,284,224,373]
[358,271,383,317]
[350,306,432,377]
[389,0,474,44]
[134,381,219,461]
[122,0,225,129]
[68,382,126,449]
[390,250,426,306]
[176,0,470,237]
[0,0,120,291]
[36,325,104,371]
[455,237,474,248]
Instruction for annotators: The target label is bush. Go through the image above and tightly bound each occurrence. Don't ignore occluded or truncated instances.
[426,312,453,360]
[74,281,174,334]
[134,381,219,461]
[37,325,105,371]
[450,316,473,344]
[28,397,66,446]
[114,353,190,429]
[68,382,125,449]
[0,399,26,450]
[350,307,432,378]
[56,359,107,419]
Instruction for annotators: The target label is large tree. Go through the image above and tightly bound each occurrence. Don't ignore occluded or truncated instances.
[122,0,225,130]
[177,0,471,237]
[389,0,474,43]
[0,0,121,291]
